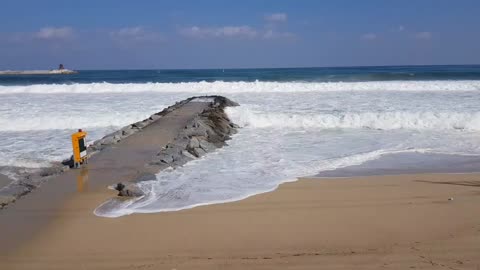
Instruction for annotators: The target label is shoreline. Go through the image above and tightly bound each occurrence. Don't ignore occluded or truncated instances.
[1,172,479,269]
[0,96,238,209]
[0,174,12,189]
[316,152,480,178]
[96,166,480,217]
[0,93,479,269]
[102,151,480,216]
[0,96,238,249]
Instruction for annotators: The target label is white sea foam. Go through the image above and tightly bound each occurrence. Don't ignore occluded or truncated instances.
[94,137,428,218]
[0,113,153,132]
[95,107,480,217]
[1,80,480,95]
[1,80,480,217]
[227,107,480,131]
[5,107,479,132]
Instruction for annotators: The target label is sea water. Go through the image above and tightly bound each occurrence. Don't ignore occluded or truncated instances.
[1,66,480,216]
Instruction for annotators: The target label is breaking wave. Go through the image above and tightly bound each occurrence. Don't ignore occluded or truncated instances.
[3,76,480,217]
[0,113,153,132]
[1,80,480,94]
[227,107,480,131]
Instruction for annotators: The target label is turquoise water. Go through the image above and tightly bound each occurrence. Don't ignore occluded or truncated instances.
[1,65,480,85]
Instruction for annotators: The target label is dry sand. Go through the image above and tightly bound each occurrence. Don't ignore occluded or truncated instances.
[1,173,479,270]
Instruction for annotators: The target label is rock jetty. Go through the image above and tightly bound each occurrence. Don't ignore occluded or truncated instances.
[115,96,239,196]
[0,96,239,208]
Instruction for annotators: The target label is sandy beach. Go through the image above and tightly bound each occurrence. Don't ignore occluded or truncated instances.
[0,172,479,269]
[1,96,479,270]
[2,1,480,268]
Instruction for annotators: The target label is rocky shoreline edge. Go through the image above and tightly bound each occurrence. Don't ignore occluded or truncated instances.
[0,96,239,208]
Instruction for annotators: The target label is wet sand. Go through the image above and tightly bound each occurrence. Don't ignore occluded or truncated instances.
[317,152,480,177]
[1,173,479,269]
[0,174,12,189]
[0,101,210,251]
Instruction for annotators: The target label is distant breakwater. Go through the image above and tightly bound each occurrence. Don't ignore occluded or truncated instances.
[0,69,78,75]
[0,96,239,208]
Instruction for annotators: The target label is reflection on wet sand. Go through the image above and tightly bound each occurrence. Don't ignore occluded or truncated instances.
[76,167,89,192]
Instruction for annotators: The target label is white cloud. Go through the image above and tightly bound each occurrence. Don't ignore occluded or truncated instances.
[110,27,163,42]
[415,31,432,40]
[361,33,377,40]
[180,26,257,39]
[263,29,295,39]
[264,13,288,23]
[262,12,294,40]
[112,27,145,37]
[35,27,73,40]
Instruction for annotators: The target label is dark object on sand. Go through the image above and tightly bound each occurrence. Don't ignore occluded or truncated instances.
[61,155,75,168]
[114,182,144,197]
[0,96,238,209]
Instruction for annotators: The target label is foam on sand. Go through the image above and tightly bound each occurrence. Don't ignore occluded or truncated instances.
[1,79,480,216]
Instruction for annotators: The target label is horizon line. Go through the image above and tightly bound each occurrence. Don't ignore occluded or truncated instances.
[2,63,480,72]
[74,63,480,71]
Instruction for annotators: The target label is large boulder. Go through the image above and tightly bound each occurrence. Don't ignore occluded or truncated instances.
[188,137,200,149]
[192,147,207,157]
[199,139,217,152]
[114,183,144,197]
[182,150,197,160]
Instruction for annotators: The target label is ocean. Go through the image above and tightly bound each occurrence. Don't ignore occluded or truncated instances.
[1,65,480,217]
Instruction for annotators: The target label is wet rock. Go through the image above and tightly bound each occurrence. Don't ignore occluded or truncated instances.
[1,95,240,209]
[39,167,63,177]
[108,130,123,138]
[150,114,162,121]
[182,150,197,160]
[172,137,190,149]
[61,156,74,167]
[100,136,116,145]
[184,126,208,137]
[199,140,217,152]
[0,195,16,208]
[192,147,207,157]
[114,183,144,197]
[0,182,33,204]
[133,121,148,129]
[121,127,136,136]
[156,153,174,164]
[163,144,183,160]
[188,137,200,149]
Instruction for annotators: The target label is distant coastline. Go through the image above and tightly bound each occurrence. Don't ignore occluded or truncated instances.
[0,69,78,75]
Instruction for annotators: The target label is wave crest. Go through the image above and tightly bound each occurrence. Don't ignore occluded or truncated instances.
[227,108,480,131]
[1,80,480,94]
[0,113,151,131]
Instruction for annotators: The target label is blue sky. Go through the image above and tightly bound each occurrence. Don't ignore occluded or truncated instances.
[1,0,479,69]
